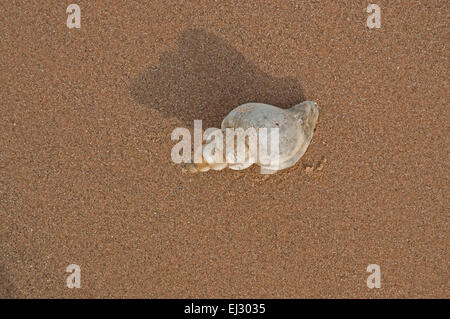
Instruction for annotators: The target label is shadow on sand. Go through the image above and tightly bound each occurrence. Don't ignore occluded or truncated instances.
[130,29,305,129]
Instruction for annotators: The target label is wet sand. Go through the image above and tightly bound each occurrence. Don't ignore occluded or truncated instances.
[0,1,448,298]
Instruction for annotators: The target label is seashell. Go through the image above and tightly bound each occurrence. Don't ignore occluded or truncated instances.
[187,101,319,173]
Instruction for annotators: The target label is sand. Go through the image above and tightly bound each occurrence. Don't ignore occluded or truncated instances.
[0,1,448,298]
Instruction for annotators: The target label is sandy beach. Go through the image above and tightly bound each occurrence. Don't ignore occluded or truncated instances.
[0,1,448,298]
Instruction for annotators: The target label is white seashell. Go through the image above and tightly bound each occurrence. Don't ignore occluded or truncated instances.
[186,101,319,173]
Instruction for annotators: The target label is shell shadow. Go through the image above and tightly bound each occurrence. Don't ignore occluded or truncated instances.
[130,29,305,129]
